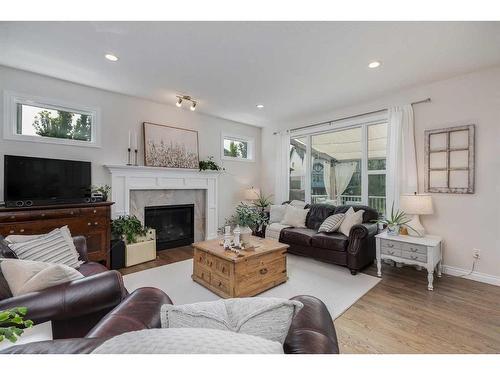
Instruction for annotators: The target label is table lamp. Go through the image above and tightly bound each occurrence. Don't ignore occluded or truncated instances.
[244,186,260,201]
[399,193,434,237]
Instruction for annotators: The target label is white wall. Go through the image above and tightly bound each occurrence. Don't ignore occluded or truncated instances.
[262,66,500,281]
[0,65,261,225]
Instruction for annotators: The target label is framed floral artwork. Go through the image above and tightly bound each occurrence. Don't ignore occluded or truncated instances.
[143,122,199,169]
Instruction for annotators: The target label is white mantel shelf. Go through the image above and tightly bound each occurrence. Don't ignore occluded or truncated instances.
[105,164,220,240]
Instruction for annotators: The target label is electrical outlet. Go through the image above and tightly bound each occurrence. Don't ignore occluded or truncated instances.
[472,249,481,259]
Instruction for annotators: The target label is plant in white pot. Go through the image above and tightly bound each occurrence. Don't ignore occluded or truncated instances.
[226,203,267,244]
[111,215,156,267]
[373,203,418,236]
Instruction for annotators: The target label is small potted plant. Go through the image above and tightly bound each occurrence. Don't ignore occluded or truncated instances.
[111,215,156,267]
[91,184,111,201]
[226,203,268,243]
[252,191,273,213]
[374,202,418,236]
[199,156,225,171]
[0,307,33,344]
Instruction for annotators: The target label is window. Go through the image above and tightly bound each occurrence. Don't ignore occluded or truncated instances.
[285,116,388,216]
[221,134,254,161]
[3,91,100,147]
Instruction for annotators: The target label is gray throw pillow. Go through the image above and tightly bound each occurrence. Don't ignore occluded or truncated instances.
[161,297,303,344]
[318,213,345,233]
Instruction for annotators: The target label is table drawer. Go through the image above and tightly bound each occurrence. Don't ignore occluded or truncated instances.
[380,239,401,250]
[240,250,286,273]
[237,257,286,290]
[214,258,232,279]
[211,273,231,295]
[194,250,215,269]
[401,251,427,262]
[381,247,402,257]
[401,242,427,254]
[194,265,211,284]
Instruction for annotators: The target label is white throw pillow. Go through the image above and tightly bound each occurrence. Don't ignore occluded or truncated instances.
[0,258,83,296]
[338,207,365,236]
[160,297,303,344]
[92,328,284,354]
[289,200,307,208]
[318,213,345,233]
[7,226,83,269]
[269,204,288,224]
[280,205,309,228]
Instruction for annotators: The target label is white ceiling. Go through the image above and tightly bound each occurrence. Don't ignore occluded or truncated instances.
[1,21,500,128]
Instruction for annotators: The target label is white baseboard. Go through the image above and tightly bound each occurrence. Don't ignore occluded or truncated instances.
[442,265,500,286]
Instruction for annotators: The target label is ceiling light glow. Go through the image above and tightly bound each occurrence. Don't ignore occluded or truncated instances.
[105,53,119,62]
[256,104,264,109]
[368,61,381,69]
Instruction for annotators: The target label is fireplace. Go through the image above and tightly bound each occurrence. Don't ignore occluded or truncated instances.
[144,204,194,250]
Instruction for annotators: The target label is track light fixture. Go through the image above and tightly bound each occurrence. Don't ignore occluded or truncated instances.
[175,95,197,111]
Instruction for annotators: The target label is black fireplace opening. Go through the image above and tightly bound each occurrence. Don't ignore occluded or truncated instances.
[144,204,194,251]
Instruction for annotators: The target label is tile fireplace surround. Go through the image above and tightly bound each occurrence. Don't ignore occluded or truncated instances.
[105,165,219,241]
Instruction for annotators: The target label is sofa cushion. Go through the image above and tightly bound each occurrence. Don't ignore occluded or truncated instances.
[318,213,345,233]
[280,228,316,246]
[92,328,284,354]
[269,204,288,224]
[305,204,336,230]
[265,223,291,241]
[334,205,379,223]
[280,205,309,228]
[311,232,349,252]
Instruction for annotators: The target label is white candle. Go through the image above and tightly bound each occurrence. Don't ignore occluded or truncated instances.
[128,131,131,149]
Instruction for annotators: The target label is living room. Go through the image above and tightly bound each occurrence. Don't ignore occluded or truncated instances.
[1,1,499,372]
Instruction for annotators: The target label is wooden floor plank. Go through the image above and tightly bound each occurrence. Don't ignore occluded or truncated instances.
[119,247,500,353]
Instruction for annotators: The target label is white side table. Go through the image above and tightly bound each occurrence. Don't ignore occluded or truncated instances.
[375,232,443,291]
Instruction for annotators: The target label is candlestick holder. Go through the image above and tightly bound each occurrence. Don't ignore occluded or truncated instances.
[134,149,138,166]
[126,148,132,166]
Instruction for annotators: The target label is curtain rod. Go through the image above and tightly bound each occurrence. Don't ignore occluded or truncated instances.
[273,97,431,135]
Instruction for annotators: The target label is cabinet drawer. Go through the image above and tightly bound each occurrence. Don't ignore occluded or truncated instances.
[214,258,232,279]
[80,207,109,218]
[401,243,427,254]
[0,208,81,223]
[237,257,286,290]
[194,265,211,284]
[381,247,401,257]
[380,239,401,250]
[239,250,286,273]
[401,251,427,262]
[211,273,231,295]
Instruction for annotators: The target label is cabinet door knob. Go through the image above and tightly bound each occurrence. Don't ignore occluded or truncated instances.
[41,213,45,217]
[10,215,15,219]
[20,229,25,233]
[93,210,97,213]
[88,222,92,226]
[94,222,98,225]
[9,230,14,234]
[70,211,74,215]
[260,268,268,275]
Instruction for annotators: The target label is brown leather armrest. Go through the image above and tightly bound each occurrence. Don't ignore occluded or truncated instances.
[284,295,339,354]
[0,270,127,324]
[86,287,172,339]
[72,236,89,262]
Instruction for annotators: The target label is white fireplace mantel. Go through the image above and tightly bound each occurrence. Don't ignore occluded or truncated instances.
[105,165,220,240]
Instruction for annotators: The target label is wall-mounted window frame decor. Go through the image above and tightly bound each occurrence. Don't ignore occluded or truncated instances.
[424,124,475,194]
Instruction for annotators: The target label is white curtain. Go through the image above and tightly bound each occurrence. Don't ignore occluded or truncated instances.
[386,105,418,214]
[334,161,357,198]
[274,131,291,204]
[323,161,331,198]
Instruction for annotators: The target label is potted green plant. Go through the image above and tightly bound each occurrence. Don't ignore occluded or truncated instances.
[253,191,273,213]
[374,202,418,236]
[0,307,33,344]
[199,156,225,171]
[226,203,268,242]
[111,215,156,267]
[91,184,111,201]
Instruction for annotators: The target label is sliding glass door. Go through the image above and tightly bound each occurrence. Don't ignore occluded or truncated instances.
[286,118,388,216]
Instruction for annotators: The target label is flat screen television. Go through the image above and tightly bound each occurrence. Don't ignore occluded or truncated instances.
[4,155,91,207]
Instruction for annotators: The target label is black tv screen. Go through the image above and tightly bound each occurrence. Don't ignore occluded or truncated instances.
[4,155,91,203]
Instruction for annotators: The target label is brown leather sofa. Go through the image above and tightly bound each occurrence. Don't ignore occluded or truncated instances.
[1,292,339,354]
[0,236,128,339]
[279,204,379,275]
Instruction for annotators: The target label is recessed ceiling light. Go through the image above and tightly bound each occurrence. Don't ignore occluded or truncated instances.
[105,53,119,62]
[256,104,264,109]
[368,61,381,69]
[190,101,197,111]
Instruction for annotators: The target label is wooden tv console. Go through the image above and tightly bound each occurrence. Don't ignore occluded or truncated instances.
[0,202,113,267]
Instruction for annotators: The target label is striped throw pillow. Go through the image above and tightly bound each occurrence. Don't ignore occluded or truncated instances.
[318,213,345,233]
[7,226,83,269]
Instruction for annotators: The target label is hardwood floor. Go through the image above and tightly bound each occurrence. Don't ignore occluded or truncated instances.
[119,248,500,354]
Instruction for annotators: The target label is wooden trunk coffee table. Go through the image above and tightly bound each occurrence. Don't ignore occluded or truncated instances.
[192,236,289,298]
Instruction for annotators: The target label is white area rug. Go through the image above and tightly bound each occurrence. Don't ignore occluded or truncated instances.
[123,254,380,320]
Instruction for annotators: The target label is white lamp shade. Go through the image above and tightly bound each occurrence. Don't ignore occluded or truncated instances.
[400,194,434,215]
[244,187,260,200]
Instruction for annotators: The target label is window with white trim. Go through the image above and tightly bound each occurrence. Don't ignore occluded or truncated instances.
[3,91,100,147]
[287,115,388,216]
[221,134,254,161]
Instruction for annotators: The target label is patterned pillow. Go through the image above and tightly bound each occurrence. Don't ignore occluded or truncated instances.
[318,213,345,233]
[161,297,303,344]
[7,226,83,269]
